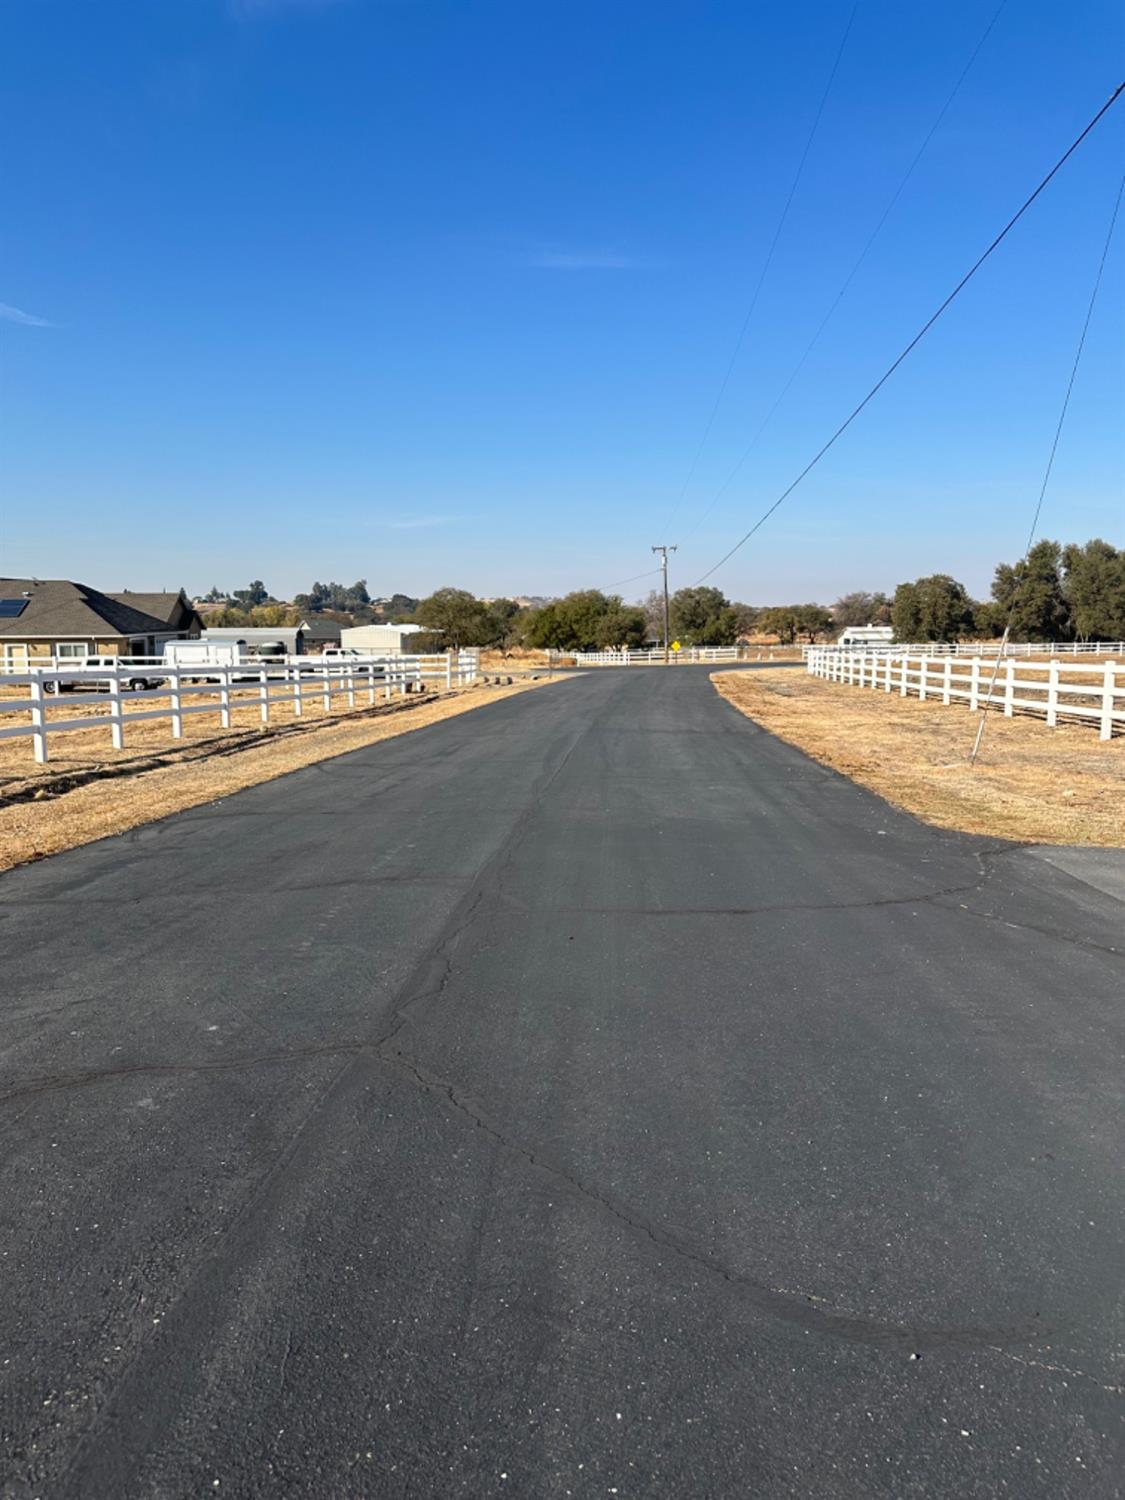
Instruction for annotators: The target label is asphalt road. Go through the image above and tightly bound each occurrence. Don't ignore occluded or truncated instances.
[2,665,1123,1497]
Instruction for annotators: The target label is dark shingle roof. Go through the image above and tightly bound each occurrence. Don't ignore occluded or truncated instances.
[105,591,190,626]
[0,579,195,639]
[298,616,343,642]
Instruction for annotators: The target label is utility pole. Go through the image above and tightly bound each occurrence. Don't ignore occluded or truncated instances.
[651,545,677,665]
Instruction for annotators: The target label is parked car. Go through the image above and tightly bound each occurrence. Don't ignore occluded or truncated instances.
[43,656,164,695]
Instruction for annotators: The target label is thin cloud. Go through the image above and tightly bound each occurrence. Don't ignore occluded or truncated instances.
[0,302,53,327]
[527,250,648,271]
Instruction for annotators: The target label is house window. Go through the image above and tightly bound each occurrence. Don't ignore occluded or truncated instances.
[56,642,89,659]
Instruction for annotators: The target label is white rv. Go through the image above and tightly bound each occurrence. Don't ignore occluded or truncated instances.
[837,626,894,648]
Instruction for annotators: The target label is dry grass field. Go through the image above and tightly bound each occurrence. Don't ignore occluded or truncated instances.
[0,678,555,873]
[714,668,1124,846]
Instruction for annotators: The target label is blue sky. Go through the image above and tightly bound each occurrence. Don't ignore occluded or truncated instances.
[3,0,1122,605]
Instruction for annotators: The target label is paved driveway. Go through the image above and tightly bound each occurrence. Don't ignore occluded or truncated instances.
[2,666,1122,1496]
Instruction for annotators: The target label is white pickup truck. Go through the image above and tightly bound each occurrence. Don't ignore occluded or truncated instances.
[319,649,386,678]
[42,656,166,695]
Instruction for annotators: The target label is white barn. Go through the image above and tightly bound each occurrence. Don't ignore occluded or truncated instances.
[340,623,427,656]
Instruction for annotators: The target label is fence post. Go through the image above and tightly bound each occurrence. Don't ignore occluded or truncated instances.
[884,654,892,693]
[1100,662,1117,741]
[219,667,232,729]
[900,656,909,698]
[446,653,453,690]
[322,661,332,714]
[29,676,48,763]
[346,666,356,710]
[109,671,125,750]
[969,656,980,711]
[292,666,303,718]
[259,667,270,725]
[367,664,376,706]
[169,668,183,739]
[918,658,928,702]
[942,657,952,705]
[1004,659,1015,717]
[1046,660,1059,727]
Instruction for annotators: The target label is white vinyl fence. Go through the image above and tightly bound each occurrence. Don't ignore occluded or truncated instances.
[807,648,1123,740]
[802,639,1125,660]
[0,652,480,764]
[567,646,759,666]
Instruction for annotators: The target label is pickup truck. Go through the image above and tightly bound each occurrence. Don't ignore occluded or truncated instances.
[319,649,386,678]
[42,657,166,695]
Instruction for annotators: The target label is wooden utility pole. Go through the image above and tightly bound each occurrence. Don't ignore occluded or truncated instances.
[652,545,677,665]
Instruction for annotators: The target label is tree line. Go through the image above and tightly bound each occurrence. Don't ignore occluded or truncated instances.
[193,538,1123,648]
[890,539,1124,643]
[198,580,418,628]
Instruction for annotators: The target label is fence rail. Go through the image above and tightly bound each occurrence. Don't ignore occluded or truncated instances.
[807,648,1123,740]
[801,640,1125,660]
[0,652,480,764]
[566,646,772,666]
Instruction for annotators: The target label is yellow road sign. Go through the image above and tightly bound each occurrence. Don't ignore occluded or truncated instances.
[671,641,682,652]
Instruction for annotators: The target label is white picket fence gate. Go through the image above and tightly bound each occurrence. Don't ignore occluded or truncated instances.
[807,648,1123,740]
[0,652,481,764]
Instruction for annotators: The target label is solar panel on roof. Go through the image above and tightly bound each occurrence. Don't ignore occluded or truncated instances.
[0,598,29,618]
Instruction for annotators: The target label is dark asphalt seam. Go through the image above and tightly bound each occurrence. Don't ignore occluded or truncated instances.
[498,875,991,919]
[938,846,1125,959]
[939,899,1125,960]
[4,1018,1122,1394]
[375,1044,1049,1359]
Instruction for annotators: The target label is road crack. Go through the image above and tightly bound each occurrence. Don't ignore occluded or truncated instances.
[373,1043,1049,1359]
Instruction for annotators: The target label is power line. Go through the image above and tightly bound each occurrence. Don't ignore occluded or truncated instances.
[663,1,859,531]
[1022,172,1124,556]
[693,79,1125,586]
[971,169,1123,765]
[598,566,663,593]
[680,0,1009,544]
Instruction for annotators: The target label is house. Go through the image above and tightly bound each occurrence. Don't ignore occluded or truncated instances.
[340,623,427,655]
[297,616,343,651]
[0,579,202,666]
